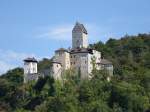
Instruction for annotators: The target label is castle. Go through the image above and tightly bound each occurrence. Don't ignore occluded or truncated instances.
[23,22,113,83]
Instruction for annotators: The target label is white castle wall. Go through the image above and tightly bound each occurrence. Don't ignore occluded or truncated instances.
[82,33,88,48]
[70,52,100,78]
[52,63,62,80]
[51,50,71,79]
[54,51,70,70]
[24,61,38,83]
[72,32,88,49]
[70,53,89,78]
[24,62,37,74]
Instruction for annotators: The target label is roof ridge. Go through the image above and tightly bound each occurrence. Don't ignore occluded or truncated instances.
[72,22,88,34]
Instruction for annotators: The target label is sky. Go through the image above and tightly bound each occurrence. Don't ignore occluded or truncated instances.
[0,0,150,74]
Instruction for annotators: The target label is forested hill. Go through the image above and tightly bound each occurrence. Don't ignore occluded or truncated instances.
[90,33,150,75]
[0,33,150,112]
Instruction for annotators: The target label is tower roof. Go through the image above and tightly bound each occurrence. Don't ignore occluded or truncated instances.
[24,57,38,63]
[98,59,112,65]
[55,48,69,53]
[72,22,88,34]
[70,48,93,54]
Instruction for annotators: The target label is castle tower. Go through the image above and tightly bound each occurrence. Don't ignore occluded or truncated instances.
[23,57,38,83]
[72,22,88,49]
[51,62,62,80]
[51,48,70,79]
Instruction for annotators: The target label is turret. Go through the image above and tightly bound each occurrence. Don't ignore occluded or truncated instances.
[51,48,70,79]
[51,61,62,80]
[23,57,38,83]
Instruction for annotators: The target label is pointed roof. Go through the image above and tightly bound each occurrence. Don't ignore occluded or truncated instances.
[72,22,88,34]
[55,48,69,53]
[98,59,112,65]
[24,57,38,63]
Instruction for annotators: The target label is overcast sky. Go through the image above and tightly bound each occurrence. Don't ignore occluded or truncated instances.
[0,0,150,74]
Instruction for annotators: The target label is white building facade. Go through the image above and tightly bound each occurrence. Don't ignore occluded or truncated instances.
[51,22,113,79]
[23,57,39,83]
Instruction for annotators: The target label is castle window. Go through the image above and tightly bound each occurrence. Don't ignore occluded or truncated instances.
[71,62,72,65]
[76,40,79,45]
[71,56,72,58]
[27,70,29,73]
[24,63,29,65]
[74,62,75,64]
[59,53,62,56]
[33,68,35,72]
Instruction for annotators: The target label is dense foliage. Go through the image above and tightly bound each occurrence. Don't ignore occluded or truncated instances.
[0,33,150,112]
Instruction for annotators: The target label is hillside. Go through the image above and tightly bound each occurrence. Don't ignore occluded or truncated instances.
[0,33,150,112]
[91,33,150,75]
